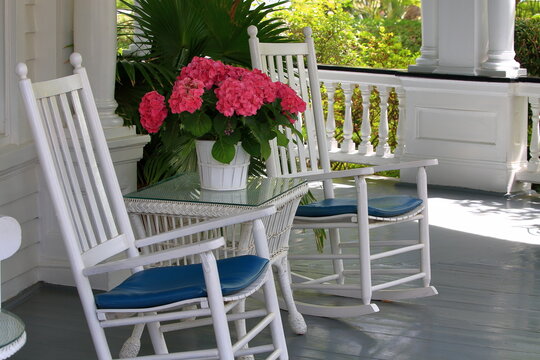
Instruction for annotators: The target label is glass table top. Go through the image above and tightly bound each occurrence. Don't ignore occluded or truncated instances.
[0,309,25,348]
[125,173,306,207]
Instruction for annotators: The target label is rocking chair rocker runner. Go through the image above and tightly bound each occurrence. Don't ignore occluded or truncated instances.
[248,26,438,318]
[17,53,289,360]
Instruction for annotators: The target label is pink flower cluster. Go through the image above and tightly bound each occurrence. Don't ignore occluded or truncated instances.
[180,57,228,90]
[275,82,307,117]
[214,70,279,117]
[169,78,204,114]
[138,56,306,134]
[138,91,168,133]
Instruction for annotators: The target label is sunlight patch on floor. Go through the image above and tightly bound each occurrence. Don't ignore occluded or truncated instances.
[429,197,540,244]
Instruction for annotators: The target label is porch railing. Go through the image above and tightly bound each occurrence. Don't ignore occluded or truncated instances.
[318,65,540,187]
[317,66,403,166]
[516,81,540,185]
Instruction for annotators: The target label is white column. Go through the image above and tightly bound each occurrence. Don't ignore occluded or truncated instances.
[479,0,522,78]
[408,0,439,73]
[73,0,123,128]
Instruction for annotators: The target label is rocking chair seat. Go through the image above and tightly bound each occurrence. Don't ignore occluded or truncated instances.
[95,255,269,309]
[296,196,423,218]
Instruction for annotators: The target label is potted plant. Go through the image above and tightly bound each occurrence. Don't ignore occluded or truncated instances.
[138,56,306,190]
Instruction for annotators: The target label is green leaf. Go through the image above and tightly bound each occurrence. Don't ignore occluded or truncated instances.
[241,133,261,158]
[213,114,237,136]
[275,130,289,147]
[182,112,212,137]
[220,131,241,145]
[260,141,271,161]
[212,139,236,164]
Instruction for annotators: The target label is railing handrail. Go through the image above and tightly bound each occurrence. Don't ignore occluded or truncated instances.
[516,81,540,97]
[318,64,540,85]
[318,67,401,88]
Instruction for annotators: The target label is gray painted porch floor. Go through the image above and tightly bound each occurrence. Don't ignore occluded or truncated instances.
[5,178,540,359]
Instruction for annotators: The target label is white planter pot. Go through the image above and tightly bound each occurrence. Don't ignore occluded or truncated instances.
[195,140,250,191]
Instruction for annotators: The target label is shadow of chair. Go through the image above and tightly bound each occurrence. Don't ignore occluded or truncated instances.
[17,53,289,360]
[248,25,438,319]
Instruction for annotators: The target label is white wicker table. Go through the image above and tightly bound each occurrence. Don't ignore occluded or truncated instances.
[0,309,26,359]
[124,173,309,334]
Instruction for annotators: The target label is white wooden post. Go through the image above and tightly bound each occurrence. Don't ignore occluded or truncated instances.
[341,83,355,153]
[358,84,374,155]
[528,98,540,172]
[376,86,391,158]
[479,0,522,78]
[394,87,406,157]
[325,82,339,152]
[409,0,439,73]
[73,0,123,128]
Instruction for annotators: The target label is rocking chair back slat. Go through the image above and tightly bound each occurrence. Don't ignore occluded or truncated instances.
[38,94,93,252]
[52,94,102,249]
[17,55,136,269]
[250,27,326,182]
[75,62,136,251]
[58,92,108,246]
[68,89,119,241]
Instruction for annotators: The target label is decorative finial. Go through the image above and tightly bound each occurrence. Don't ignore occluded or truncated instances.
[15,63,28,80]
[302,27,313,38]
[69,52,83,69]
[247,25,258,38]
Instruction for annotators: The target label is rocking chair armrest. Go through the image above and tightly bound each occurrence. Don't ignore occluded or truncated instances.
[134,205,276,249]
[83,237,226,276]
[372,159,438,173]
[300,167,375,182]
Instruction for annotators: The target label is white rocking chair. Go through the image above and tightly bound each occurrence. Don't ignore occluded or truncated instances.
[248,26,438,318]
[17,53,289,360]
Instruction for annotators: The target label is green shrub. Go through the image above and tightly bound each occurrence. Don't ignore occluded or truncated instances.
[275,0,363,66]
[516,0,540,18]
[515,18,540,77]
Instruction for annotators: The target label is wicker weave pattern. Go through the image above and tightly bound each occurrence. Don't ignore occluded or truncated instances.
[125,183,307,265]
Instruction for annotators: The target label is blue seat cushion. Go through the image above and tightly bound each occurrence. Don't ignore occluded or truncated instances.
[94,255,269,309]
[296,195,423,218]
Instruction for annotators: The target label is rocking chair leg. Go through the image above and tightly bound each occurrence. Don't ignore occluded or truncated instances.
[263,272,289,360]
[356,177,373,306]
[147,318,168,355]
[328,228,345,285]
[233,300,254,360]
[418,166,432,288]
[420,216,432,287]
[87,315,114,360]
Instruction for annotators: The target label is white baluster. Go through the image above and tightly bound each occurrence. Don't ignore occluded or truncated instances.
[325,82,339,152]
[394,87,406,157]
[340,83,356,153]
[358,84,374,155]
[376,86,391,158]
[528,97,540,172]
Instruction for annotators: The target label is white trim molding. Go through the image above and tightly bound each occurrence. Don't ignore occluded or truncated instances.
[1,0,19,146]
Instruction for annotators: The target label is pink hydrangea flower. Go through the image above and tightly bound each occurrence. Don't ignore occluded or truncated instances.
[243,69,278,103]
[215,77,265,117]
[168,78,205,114]
[138,91,168,133]
[275,82,307,118]
[179,56,228,90]
[224,65,250,80]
